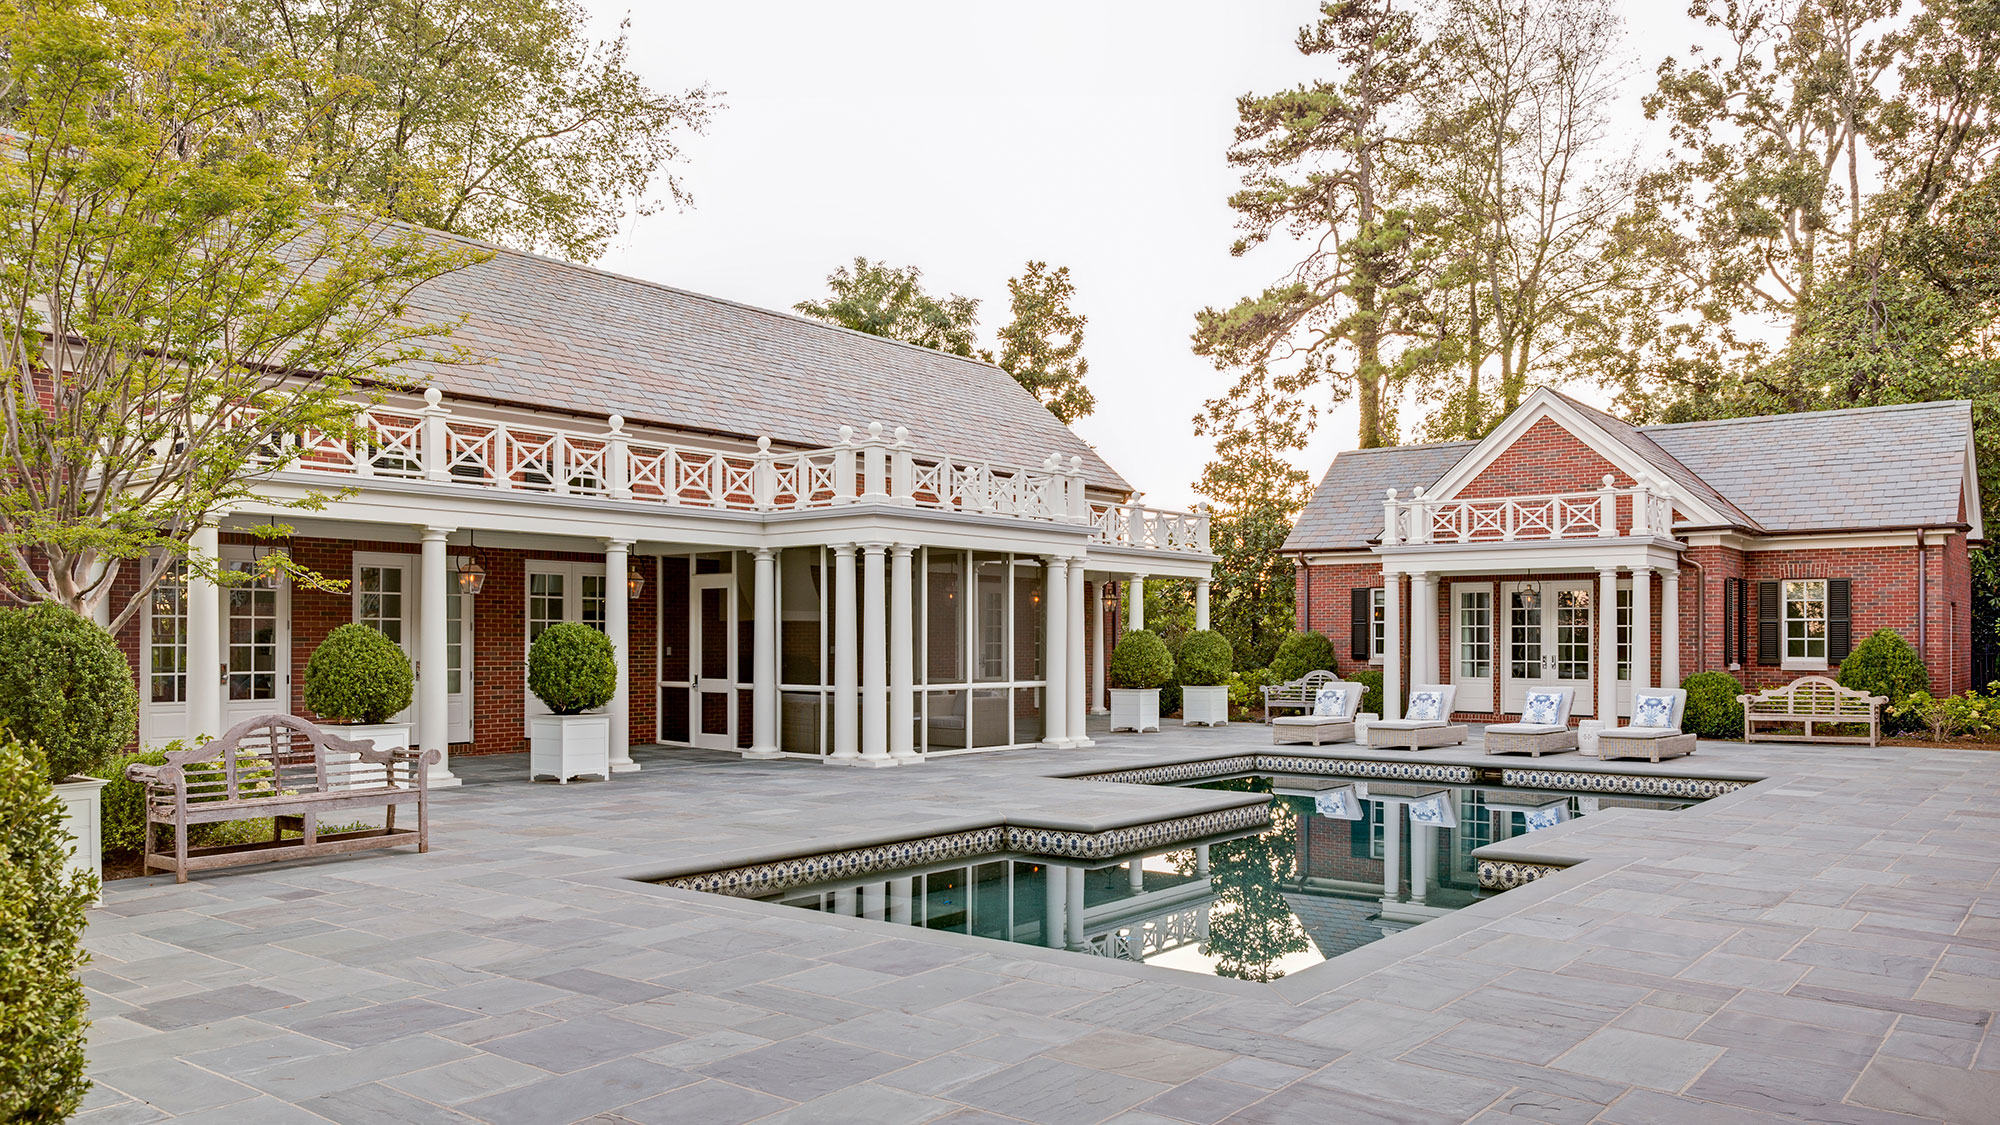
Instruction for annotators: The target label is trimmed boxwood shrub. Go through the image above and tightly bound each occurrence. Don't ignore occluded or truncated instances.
[0,735,95,1120]
[303,624,414,724]
[1682,671,1745,739]
[1838,629,1929,730]
[0,603,138,781]
[1177,630,1234,687]
[1109,630,1175,691]
[1270,630,1337,685]
[1349,668,1385,717]
[528,623,617,715]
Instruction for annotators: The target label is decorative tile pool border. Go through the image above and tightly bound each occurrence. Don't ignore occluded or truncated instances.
[659,803,1272,897]
[1076,755,1476,787]
[1477,859,1567,890]
[1499,769,1749,800]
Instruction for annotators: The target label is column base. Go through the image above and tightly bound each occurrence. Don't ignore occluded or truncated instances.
[1039,737,1079,750]
[740,747,784,760]
[1067,736,1096,749]
[609,760,642,774]
[825,754,900,768]
[427,772,463,789]
[1089,707,1110,716]
[889,751,922,764]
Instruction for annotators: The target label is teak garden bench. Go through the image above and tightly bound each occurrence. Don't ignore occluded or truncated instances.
[1737,676,1888,747]
[126,713,439,883]
[1261,669,1339,723]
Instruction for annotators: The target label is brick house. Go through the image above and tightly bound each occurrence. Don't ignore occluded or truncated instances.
[112,237,1214,777]
[1284,389,1981,722]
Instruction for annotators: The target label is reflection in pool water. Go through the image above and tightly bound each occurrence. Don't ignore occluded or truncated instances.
[762,775,1691,980]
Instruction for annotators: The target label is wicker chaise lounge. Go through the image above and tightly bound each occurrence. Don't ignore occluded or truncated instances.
[1365,685,1466,750]
[1482,686,1580,756]
[1598,688,1696,762]
[1272,682,1363,746]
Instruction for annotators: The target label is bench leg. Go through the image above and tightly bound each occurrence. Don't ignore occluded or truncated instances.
[174,815,189,885]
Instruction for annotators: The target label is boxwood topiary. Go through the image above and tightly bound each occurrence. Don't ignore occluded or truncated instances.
[303,624,414,724]
[1682,671,1745,739]
[1176,630,1234,687]
[1838,629,1929,730]
[528,623,617,715]
[1109,630,1175,691]
[1270,630,1337,684]
[0,735,95,1120]
[0,603,139,781]
[1349,668,1385,716]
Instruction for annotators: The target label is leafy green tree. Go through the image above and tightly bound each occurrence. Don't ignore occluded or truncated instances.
[1194,0,1434,451]
[795,258,983,357]
[1193,402,1308,670]
[0,0,479,630]
[996,261,1094,423]
[246,0,716,262]
[1197,779,1307,981]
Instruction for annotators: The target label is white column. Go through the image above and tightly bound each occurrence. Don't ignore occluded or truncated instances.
[1042,556,1069,747]
[1382,803,1404,902]
[1044,864,1067,948]
[858,543,891,765]
[1383,572,1403,719]
[185,524,222,741]
[603,538,637,773]
[1065,866,1087,950]
[889,545,916,761]
[746,548,780,758]
[1195,577,1211,631]
[1410,824,1433,906]
[831,544,859,762]
[860,882,885,921]
[1090,580,1108,714]
[1661,568,1682,688]
[1067,560,1089,746]
[1598,568,1620,719]
[1126,574,1144,632]
[1633,567,1654,691]
[420,527,460,784]
[1196,844,1211,876]
[889,876,914,924]
[1410,571,1436,686]
[1128,860,1145,893]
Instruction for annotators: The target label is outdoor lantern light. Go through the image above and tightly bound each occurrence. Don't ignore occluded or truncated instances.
[1518,578,1540,610]
[457,530,486,595]
[627,562,645,598]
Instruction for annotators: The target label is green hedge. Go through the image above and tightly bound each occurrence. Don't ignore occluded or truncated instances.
[0,735,94,1120]
[1838,629,1929,731]
[1270,631,1337,684]
[1176,631,1234,687]
[0,603,138,781]
[303,624,414,724]
[1349,668,1385,717]
[1109,630,1175,690]
[528,623,617,714]
[1682,671,1745,739]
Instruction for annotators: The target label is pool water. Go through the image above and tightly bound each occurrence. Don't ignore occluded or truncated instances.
[758,774,1691,980]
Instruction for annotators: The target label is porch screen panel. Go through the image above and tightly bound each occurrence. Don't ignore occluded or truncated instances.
[925,551,964,684]
[973,553,1008,683]
[779,549,824,685]
[1012,558,1044,682]
[150,565,188,704]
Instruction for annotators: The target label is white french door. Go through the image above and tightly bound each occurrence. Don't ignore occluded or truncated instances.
[1451,584,1496,713]
[222,549,291,731]
[525,562,607,718]
[354,554,415,727]
[690,573,736,750]
[1499,580,1595,716]
[444,585,473,743]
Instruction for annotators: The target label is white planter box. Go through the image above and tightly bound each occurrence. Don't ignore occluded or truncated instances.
[531,714,611,783]
[323,723,409,791]
[1181,685,1230,727]
[55,776,108,900]
[1109,689,1160,733]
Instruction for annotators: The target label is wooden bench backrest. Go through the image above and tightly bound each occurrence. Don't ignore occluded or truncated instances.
[1270,670,1338,700]
[161,714,373,800]
[1740,676,1884,717]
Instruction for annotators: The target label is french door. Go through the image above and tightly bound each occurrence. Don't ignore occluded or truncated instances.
[221,549,291,732]
[525,562,607,718]
[1499,581,1595,716]
[351,552,474,742]
[690,573,736,750]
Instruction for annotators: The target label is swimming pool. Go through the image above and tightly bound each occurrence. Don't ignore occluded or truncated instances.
[733,773,1693,980]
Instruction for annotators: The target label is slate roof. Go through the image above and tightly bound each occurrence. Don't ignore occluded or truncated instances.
[1284,400,1975,552]
[387,234,1132,493]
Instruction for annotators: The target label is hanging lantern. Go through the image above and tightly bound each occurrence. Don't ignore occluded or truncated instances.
[626,562,645,599]
[1518,578,1541,610]
[456,555,486,595]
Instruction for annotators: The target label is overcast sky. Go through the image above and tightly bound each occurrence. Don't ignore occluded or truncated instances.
[589,1,1706,509]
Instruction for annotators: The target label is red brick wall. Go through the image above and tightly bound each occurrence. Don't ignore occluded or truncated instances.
[1455,417,1663,534]
[1296,556,1393,680]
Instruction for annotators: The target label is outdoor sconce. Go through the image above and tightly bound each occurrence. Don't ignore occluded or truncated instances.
[456,556,486,596]
[627,563,645,599]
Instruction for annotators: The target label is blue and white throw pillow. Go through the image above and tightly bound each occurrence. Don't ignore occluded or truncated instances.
[1524,806,1565,831]
[1407,691,1443,722]
[1313,686,1352,718]
[1632,693,1676,729]
[1315,790,1353,819]
[1522,691,1564,726]
[1408,794,1449,825]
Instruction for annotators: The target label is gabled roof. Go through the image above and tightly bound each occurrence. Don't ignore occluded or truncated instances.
[389,233,1132,493]
[1284,399,1978,552]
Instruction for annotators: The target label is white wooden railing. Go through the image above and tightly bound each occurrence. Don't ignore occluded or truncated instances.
[254,389,1211,553]
[1086,902,1212,962]
[1383,474,1677,545]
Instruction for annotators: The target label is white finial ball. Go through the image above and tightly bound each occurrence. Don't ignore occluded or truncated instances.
[423,387,442,406]
[894,426,909,444]
[757,435,771,452]
[838,425,854,443]
[868,421,884,440]
[608,413,624,431]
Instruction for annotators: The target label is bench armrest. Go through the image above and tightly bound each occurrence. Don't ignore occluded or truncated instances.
[125,761,183,790]
[391,747,443,768]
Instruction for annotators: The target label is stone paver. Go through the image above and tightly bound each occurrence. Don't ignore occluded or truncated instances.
[75,720,2000,1123]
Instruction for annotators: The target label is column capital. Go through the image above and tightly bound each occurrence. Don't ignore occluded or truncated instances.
[601,536,635,551]
[753,546,775,560]
[831,542,857,557]
[1598,566,1622,578]
[420,525,456,542]
[889,543,916,558]
[1043,554,1071,569]
[857,540,890,554]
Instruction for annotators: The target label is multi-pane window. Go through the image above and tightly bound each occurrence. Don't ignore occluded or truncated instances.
[528,571,565,641]
[1458,589,1491,678]
[226,562,279,702]
[1371,588,1387,659]
[149,563,188,704]
[1510,590,1542,679]
[1784,579,1828,664]
[445,590,463,695]
[356,565,404,644]
[1554,589,1592,681]
[1616,588,1632,681]
[581,573,607,631]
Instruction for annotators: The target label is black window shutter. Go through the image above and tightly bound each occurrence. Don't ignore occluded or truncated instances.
[1738,580,1751,666]
[1723,578,1740,664]
[1350,808,1371,857]
[1757,580,1781,666]
[1827,578,1852,663]
[1351,588,1371,661]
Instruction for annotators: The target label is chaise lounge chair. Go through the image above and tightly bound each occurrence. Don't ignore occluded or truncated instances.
[1271,681,1363,746]
[1598,688,1696,762]
[1365,685,1466,750]
[1482,685,1579,756]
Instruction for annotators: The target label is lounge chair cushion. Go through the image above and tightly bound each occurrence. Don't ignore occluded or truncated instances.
[1369,718,1445,732]
[1272,714,1344,727]
[1602,726,1684,739]
[1485,722,1568,735]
